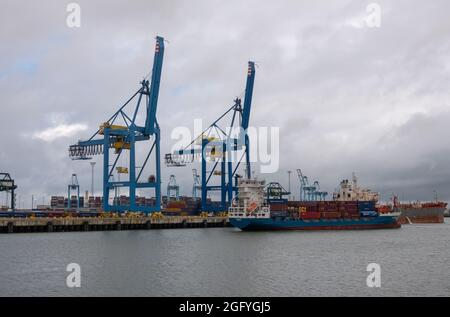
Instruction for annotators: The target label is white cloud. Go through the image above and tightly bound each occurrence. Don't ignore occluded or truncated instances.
[32,123,88,142]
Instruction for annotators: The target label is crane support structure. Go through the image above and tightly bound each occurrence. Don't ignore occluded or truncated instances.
[165,62,256,212]
[69,36,165,214]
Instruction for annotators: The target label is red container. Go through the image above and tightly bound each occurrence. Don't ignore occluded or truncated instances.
[301,212,321,220]
[270,204,288,212]
[321,211,341,219]
[338,201,358,212]
[167,201,187,208]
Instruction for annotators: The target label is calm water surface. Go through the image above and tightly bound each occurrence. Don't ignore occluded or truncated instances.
[1,219,449,296]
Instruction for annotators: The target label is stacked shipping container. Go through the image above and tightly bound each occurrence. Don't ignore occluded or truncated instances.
[284,200,378,220]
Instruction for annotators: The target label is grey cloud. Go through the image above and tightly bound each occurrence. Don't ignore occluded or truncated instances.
[1,0,450,207]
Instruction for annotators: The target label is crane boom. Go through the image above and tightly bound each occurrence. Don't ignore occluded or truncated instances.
[146,36,164,135]
[241,61,255,132]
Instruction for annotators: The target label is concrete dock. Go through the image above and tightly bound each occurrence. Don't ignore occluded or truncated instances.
[0,216,230,234]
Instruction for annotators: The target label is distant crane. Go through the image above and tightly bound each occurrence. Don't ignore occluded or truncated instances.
[296,169,316,201]
[192,168,201,200]
[0,173,17,210]
[68,174,80,209]
[69,36,165,214]
[312,180,328,201]
[167,175,180,201]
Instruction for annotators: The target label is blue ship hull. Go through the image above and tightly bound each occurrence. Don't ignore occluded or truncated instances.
[230,215,400,231]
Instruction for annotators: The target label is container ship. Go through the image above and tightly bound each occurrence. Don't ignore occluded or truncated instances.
[377,196,447,224]
[229,178,400,231]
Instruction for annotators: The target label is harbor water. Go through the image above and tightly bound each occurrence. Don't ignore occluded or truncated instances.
[0,219,449,296]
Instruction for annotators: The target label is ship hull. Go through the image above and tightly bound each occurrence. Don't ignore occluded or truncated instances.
[397,206,445,224]
[230,215,400,231]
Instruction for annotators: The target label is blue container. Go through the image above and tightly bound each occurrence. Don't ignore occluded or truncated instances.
[267,198,288,204]
[358,201,376,211]
[360,210,378,217]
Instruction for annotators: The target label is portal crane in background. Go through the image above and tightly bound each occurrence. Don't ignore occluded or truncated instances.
[165,62,256,212]
[69,36,165,214]
[67,174,80,209]
[192,168,201,200]
[0,173,17,210]
[167,175,180,201]
[297,169,329,201]
[312,180,328,201]
[297,169,316,201]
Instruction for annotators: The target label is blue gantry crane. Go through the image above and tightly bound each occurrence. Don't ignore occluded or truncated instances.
[67,174,80,209]
[165,61,256,212]
[297,169,313,201]
[69,36,165,214]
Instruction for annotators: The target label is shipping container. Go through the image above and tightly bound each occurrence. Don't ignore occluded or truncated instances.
[271,211,289,217]
[321,211,341,219]
[357,201,376,211]
[360,210,378,217]
[270,204,288,212]
[300,212,321,220]
[341,212,360,218]
[165,207,182,212]
[268,198,288,204]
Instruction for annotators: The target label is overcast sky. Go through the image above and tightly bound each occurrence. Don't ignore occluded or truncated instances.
[1,0,450,207]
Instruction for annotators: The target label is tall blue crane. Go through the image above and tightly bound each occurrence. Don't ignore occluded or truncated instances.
[165,62,256,212]
[69,36,165,214]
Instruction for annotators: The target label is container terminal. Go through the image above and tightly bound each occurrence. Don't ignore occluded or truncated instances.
[0,36,446,233]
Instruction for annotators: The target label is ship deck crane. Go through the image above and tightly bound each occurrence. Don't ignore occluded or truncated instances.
[69,36,165,214]
[265,182,290,202]
[165,62,256,212]
[68,174,80,209]
[0,173,17,210]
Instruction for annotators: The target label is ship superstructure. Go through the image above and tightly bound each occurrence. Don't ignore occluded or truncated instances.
[333,173,379,202]
[228,178,270,219]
